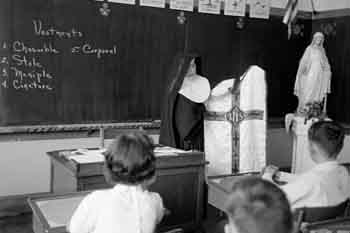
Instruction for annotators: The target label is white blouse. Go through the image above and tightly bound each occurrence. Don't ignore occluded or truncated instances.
[68,184,165,233]
[281,161,350,209]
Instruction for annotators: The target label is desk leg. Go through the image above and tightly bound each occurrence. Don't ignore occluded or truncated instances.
[196,166,205,232]
[50,159,54,193]
[32,212,44,233]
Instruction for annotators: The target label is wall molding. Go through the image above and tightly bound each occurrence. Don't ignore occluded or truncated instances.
[312,8,350,19]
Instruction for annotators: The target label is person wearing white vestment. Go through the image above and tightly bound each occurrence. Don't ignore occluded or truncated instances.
[294,32,331,114]
[263,121,350,209]
[204,66,266,175]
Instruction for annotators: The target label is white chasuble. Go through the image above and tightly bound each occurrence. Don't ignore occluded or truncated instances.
[204,65,267,175]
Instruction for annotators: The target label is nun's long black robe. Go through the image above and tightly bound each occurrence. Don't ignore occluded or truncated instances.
[159,55,204,151]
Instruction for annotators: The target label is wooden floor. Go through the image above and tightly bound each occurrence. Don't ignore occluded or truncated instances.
[0,205,225,233]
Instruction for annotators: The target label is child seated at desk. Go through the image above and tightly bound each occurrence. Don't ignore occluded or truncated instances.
[262,120,350,209]
[68,132,165,233]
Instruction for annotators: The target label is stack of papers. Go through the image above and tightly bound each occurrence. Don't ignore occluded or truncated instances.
[61,146,192,163]
[68,149,105,164]
[154,146,191,156]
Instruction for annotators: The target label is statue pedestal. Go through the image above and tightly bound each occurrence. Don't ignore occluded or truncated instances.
[287,115,318,174]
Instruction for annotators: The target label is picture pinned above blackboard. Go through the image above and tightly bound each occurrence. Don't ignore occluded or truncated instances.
[95,0,136,5]
[140,0,166,8]
[249,0,270,19]
[170,0,194,11]
[198,0,221,15]
[224,0,246,16]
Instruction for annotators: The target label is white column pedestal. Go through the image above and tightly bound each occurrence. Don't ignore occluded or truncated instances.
[287,115,318,174]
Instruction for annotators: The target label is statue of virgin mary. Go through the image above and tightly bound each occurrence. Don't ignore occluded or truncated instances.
[294,32,331,114]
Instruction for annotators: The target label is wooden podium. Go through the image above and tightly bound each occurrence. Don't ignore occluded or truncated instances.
[40,147,205,233]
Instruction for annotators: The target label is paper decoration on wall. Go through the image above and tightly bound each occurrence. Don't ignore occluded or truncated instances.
[249,0,270,19]
[320,22,337,37]
[170,0,194,11]
[224,0,246,16]
[140,0,165,8]
[177,11,187,24]
[198,0,221,15]
[99,2,111,16]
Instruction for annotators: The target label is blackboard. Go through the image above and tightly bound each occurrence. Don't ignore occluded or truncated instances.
[0,0,185,126]
[0,0,313,129]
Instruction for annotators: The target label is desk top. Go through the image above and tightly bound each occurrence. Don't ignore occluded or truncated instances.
[28,192,89,233]
[207,172,290,212]
[47,147,205,177]
[207,173,260,212]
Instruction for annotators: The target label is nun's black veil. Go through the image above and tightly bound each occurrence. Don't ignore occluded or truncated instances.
[159,53,202,148]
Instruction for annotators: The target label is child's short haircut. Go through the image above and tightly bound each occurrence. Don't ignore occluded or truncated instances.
[308,121,345,158]
[225,177,293,233]
[103,132,156,184]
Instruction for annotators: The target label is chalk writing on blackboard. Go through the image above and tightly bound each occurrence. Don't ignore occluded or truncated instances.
[0,19,118,92]
[13,55,42,68]
[33,20,83,39]
[0,56,8,65]
[9,65,53,91]
[10,66,53,80]
[0,45,54,91]
[2,42,8,49]
[13,41,60,54]
[71,44,117,59]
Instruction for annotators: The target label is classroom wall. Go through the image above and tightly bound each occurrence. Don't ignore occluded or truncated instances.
[2,0,350,199]
[0,128,349,197]
[0,135,159,197]
[0,138,100,196]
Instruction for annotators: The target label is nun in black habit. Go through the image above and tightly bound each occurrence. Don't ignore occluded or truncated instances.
[159,54,210,151]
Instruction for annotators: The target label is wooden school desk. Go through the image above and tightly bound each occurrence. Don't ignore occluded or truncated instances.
[207,172,291,212]
[28,191,88,233]
[44,147,206,232]
[207,173,257,212]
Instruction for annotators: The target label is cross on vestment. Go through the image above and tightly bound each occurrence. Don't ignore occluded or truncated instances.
[205,90,264,173]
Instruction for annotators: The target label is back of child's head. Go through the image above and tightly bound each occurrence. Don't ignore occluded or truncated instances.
[103,132,156,185]
[225,176,293,233]
[308,120,345,158]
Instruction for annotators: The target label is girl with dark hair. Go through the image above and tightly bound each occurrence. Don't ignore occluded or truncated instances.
[159,53,210,151]
[68,132,165,233]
